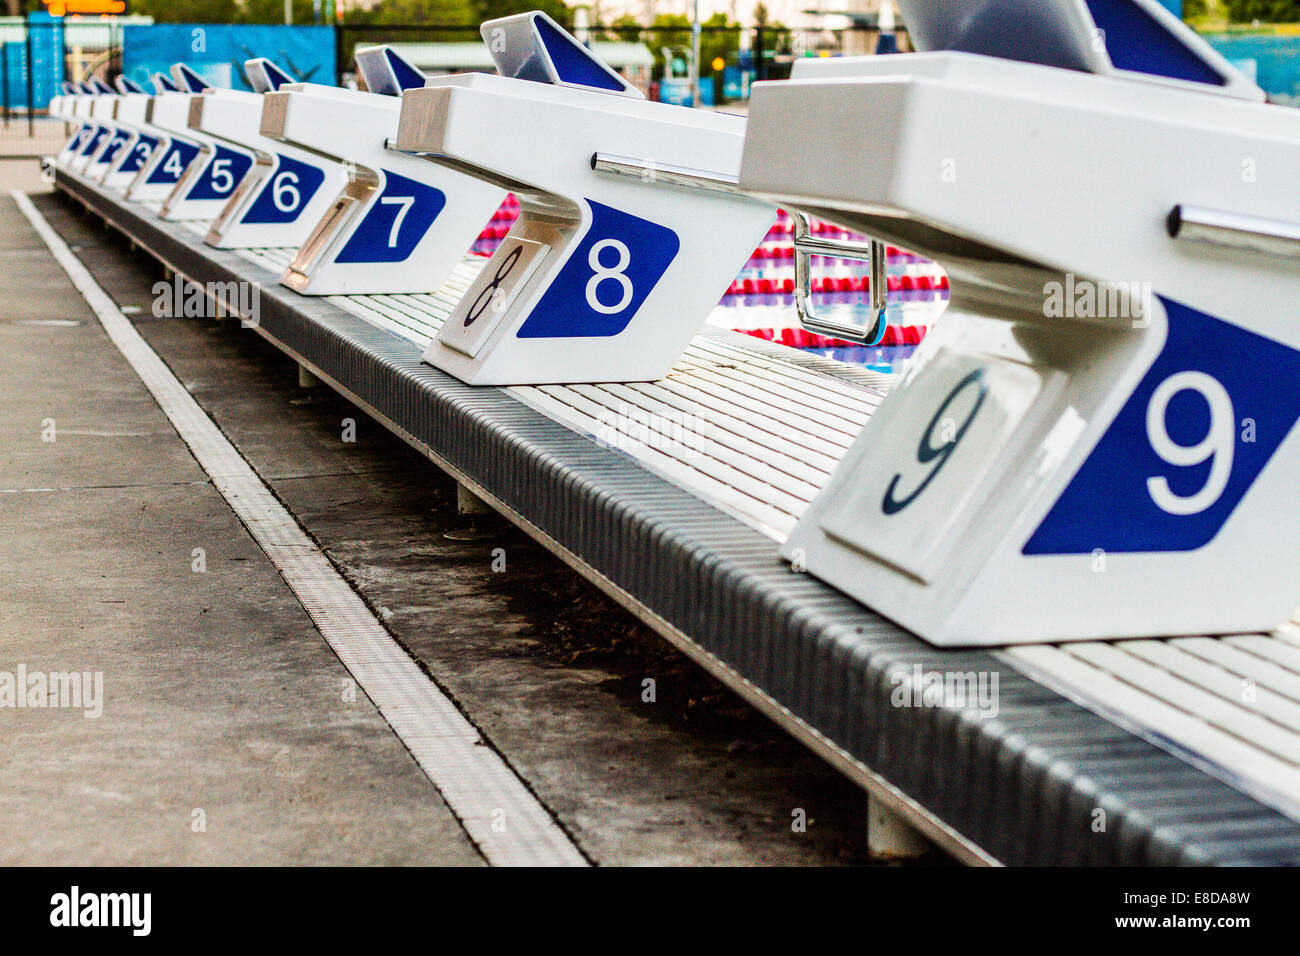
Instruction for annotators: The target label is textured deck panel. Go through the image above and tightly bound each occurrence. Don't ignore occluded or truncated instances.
[55,168,1300,866]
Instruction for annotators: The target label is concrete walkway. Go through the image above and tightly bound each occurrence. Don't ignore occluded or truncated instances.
[0,160,915,866]
[0,117,69,160]
[0,181,481,865]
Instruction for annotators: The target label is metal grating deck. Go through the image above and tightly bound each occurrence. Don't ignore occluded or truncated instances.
[1007,623,1300,825]
[54,167,1300,866]
[234,240,889,540]
[310,257,1300,826]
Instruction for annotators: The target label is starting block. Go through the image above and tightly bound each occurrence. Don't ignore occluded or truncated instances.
[393,12,775,385]
[59,80,102,172]
[83,77,149,187]
[54,82,95,166]
[67,80,118,175]
[261,47,506,295]
[48,81,76,143]
[743,0,1300,645]
[99,78,165,192]
[47,81,68,121]
[125,70,207,205]
[103,74,171,193]
[82,81,136,178]
[198,60,350,250]
[154,65,258,221]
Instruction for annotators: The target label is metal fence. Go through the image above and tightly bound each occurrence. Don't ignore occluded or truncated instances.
[1,20,77,157]
[334,23,910,105]
[0,17,908,155]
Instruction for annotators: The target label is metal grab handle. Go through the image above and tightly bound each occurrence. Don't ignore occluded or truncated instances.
[589,153,889,345]
[789,209,888,346]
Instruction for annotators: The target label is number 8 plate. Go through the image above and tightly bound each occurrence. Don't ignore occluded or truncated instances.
[439,237,551,358]
[818,349,1047,582]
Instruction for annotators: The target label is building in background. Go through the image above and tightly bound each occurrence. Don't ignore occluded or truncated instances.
[586,0,892,30]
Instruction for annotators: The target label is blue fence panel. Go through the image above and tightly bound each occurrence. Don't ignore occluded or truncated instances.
[3,14,65,111]
[2,42,26,109]
[122,24,335,92]
[28,13,65,110]
[1204,34,1300,100]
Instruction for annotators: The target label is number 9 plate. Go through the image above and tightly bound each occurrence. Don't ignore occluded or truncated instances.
[819,349,1047,582]
[439,237,551,358]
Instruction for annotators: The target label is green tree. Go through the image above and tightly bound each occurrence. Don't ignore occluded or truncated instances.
[643,13,690,79]
[340,0,482,66]
[128,0,240,23]
[605,13,642,37]
[701,12,742,68]
[101,0,319,24]
[237,0,320,24]
[1225,0,1300,20]
[473,0,571,28]
[350,0,479,26]
[638,12,740,97]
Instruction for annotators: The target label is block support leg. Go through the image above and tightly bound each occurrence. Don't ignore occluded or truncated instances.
[867,794,930,860]
[457,483,491,516]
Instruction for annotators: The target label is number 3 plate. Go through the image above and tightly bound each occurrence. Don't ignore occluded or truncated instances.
[439,237,551,358]
[819,350,1047,582]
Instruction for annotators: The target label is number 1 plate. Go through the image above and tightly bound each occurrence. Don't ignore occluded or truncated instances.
[819,349,1047,582]
[439,237,551,358]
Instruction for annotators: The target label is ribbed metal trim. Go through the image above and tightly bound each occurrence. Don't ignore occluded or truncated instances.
[55,170,1300,866]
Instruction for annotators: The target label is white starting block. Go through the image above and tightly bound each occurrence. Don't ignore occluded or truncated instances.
[79,82,132,176]
[393,12,775,385]
[101,75,173,193]
[47,81,67,120]
[126,70,207,204]
[260,47,506,294]
[58,81,101,170]
[66,80,118,175]
[742,0,1300,646]
[54,82,94,166]
[152,65,258,221]
[197,60,350,250]
[98,77,165,192]
[60,82,108,165]
[47,81,73,128]
[82,77,149,186]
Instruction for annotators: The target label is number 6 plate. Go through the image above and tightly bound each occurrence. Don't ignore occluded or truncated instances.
[819,349,1047,582]
[439,237,551,358]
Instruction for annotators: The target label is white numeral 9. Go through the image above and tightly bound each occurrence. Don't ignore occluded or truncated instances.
[1145,371,1234,516]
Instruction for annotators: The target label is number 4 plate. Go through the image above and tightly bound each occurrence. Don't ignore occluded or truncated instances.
[438,237,551,359]
[819,349,1048,582]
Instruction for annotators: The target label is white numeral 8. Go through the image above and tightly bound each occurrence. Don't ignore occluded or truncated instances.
[585,239,633,315]
[1145,370,1234,516]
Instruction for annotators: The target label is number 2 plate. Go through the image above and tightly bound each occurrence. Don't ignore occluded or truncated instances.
[819,350,1047,582]
[439,237,551,358]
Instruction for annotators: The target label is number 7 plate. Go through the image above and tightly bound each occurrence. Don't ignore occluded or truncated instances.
[439,237,550,358]
[819,349,1048,582]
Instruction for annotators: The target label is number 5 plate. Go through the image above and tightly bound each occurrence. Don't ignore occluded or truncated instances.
[819,349,1047,582]
[439,237,550,358]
